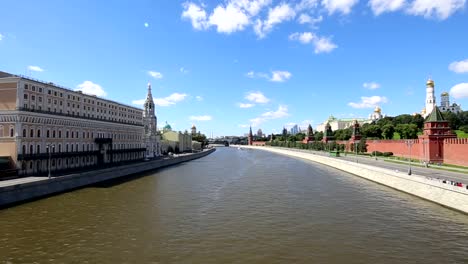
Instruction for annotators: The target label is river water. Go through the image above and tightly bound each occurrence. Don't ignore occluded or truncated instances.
[1,147,468,263]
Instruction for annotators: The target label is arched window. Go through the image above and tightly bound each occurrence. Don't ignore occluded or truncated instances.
[47,130,50,138]
[66,144,69,152]
[23,129,26,137]
[37,145,40,154]
[0,125,3,137]
[58,144,62,153]
[59,130,62,138]
[66,131,69,138]
[30,129,34,137]
[10,127,14,137]
[71,144,74,152]
[22,145,26,154]
[53,130,56,138]
[30,145,33,154]
[37,129,41,138]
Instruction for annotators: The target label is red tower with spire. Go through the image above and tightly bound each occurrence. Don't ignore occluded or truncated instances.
[248,126,253,145]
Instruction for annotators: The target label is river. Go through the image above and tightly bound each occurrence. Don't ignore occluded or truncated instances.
[1,147,468,263]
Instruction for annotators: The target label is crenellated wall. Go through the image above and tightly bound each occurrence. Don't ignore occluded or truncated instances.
[443,138,468,167]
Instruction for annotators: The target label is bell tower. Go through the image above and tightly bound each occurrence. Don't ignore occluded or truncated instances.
[143,82,157,136]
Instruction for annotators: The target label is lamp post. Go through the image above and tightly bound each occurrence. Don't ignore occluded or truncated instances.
[46,144,55,179]
[354,140,360,163]
[405,140,414,175]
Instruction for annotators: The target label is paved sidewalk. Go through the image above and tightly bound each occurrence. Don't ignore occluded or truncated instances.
[0,177,47,188]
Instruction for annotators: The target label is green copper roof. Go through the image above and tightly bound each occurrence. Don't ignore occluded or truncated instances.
[426,106,445,122]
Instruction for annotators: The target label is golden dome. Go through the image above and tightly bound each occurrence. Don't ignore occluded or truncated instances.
[426,79,434,87]
[441,92,449,96]
[421,108,426,114]
[374,106,381,113]
[191,124,196,129]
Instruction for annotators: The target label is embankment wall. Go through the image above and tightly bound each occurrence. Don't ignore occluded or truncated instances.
[240,146,468,214]
[0,149,215,207]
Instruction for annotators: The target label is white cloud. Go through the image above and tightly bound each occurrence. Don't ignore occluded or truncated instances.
[182,2,209,30]
[27,65,44,72]
[239,103,255,108]
[290,32,338,53]
[254,3,296,38]
[369,0,406,15]
[246,70,292,81]
[144,22,149,28]
[407,0,466,20]
[348,96,388,108]
[449,59,468,74]
[289,32,314,43]
[76,81,107,97]
[195,95,203,101]
[190,115,212,121]
[450,83,468,99]
[363,82,381,90]
[250,105,289,126]
[271,71,292,82]
[297,14,323,26]
[180,67,189,74]
[0,33,3,41]
[296,0,320,11]
[148,71,163,79]
[313,36,338,53]
[322,0,359,14]
[238,124,250,128]
[245,91,270,103]
[133,92,188,107]
[209,2,250,33]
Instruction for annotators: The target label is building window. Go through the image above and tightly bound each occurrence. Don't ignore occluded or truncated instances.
[31,95,35,101]
[30,129,34,137]
[24,94,28,99]
[24,84,29,90]
[32,86,36,91]
[66,144,69,152]
[10,128,14,137]
[47,130,50,138]
[30,145,33,154]
[66,131,69,138]
[23,129,26,137]
[48,90,51,95]
[37,145,40,154]
[22,145,26,154]
[53,130,56,138]
[39,87,43,93]
[59,130,62,138]
[38,96,42,102]
[54,91,57,96]
[58,144,62,153]
[37,129,41,137]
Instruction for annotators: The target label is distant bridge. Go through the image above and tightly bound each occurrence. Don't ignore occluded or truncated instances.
[208,140,229,147]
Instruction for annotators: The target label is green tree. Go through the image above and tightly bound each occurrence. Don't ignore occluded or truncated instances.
[314,131,323,141]
[395,124,418,139]
[411,114,425,129]
[393,114,413,126]
[381,124,395,139]
[442,111,461,130]
[334,128,352,140]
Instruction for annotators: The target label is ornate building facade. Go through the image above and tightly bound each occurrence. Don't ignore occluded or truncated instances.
[0,71,146,176]
[421,79,462,117]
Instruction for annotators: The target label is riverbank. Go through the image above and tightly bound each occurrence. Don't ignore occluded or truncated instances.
[0,148,215,208]
[238,145,468,214]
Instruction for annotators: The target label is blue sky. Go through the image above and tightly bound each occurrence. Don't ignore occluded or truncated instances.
[1,0,468,137]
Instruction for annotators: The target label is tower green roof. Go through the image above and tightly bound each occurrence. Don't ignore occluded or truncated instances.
[426,106,445,122]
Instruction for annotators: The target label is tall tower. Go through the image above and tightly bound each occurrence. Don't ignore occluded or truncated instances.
[191,124,197,135]
[248,126,253,145]
[424,79,436,118]
[143,83,160,158]
[440,92,450,108]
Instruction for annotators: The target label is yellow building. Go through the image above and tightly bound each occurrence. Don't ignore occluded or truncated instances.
[160,123,192,153]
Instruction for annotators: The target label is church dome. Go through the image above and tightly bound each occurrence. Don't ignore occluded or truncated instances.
[441,92,449,96]
[163,122,172,131]
[426,79,434,87]
[191,124,196,129]
[374,106,381,113]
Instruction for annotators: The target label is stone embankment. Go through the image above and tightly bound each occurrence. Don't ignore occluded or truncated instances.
[240,146,468,214]
[0,148,215,208]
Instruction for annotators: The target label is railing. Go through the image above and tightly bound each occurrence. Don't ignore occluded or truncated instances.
[16,107,143,127]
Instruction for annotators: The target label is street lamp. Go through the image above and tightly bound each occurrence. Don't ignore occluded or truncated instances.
[405,140,414,175]
[46,144,55,179]
[354,140,360,163]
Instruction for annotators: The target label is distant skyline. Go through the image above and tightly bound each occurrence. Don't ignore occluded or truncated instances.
[1,0,467,136]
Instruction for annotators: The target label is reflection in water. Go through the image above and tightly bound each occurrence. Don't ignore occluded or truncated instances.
[1,148,468,263]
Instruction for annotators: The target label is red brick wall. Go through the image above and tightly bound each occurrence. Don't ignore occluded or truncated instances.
[252,141,266,146]
[443,138,468,166]
[366,139,422,159]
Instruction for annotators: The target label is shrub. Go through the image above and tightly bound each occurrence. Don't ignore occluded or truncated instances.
[383,152,393,157]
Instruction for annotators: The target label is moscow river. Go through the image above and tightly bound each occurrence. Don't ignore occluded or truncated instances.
[1,147,468,263]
